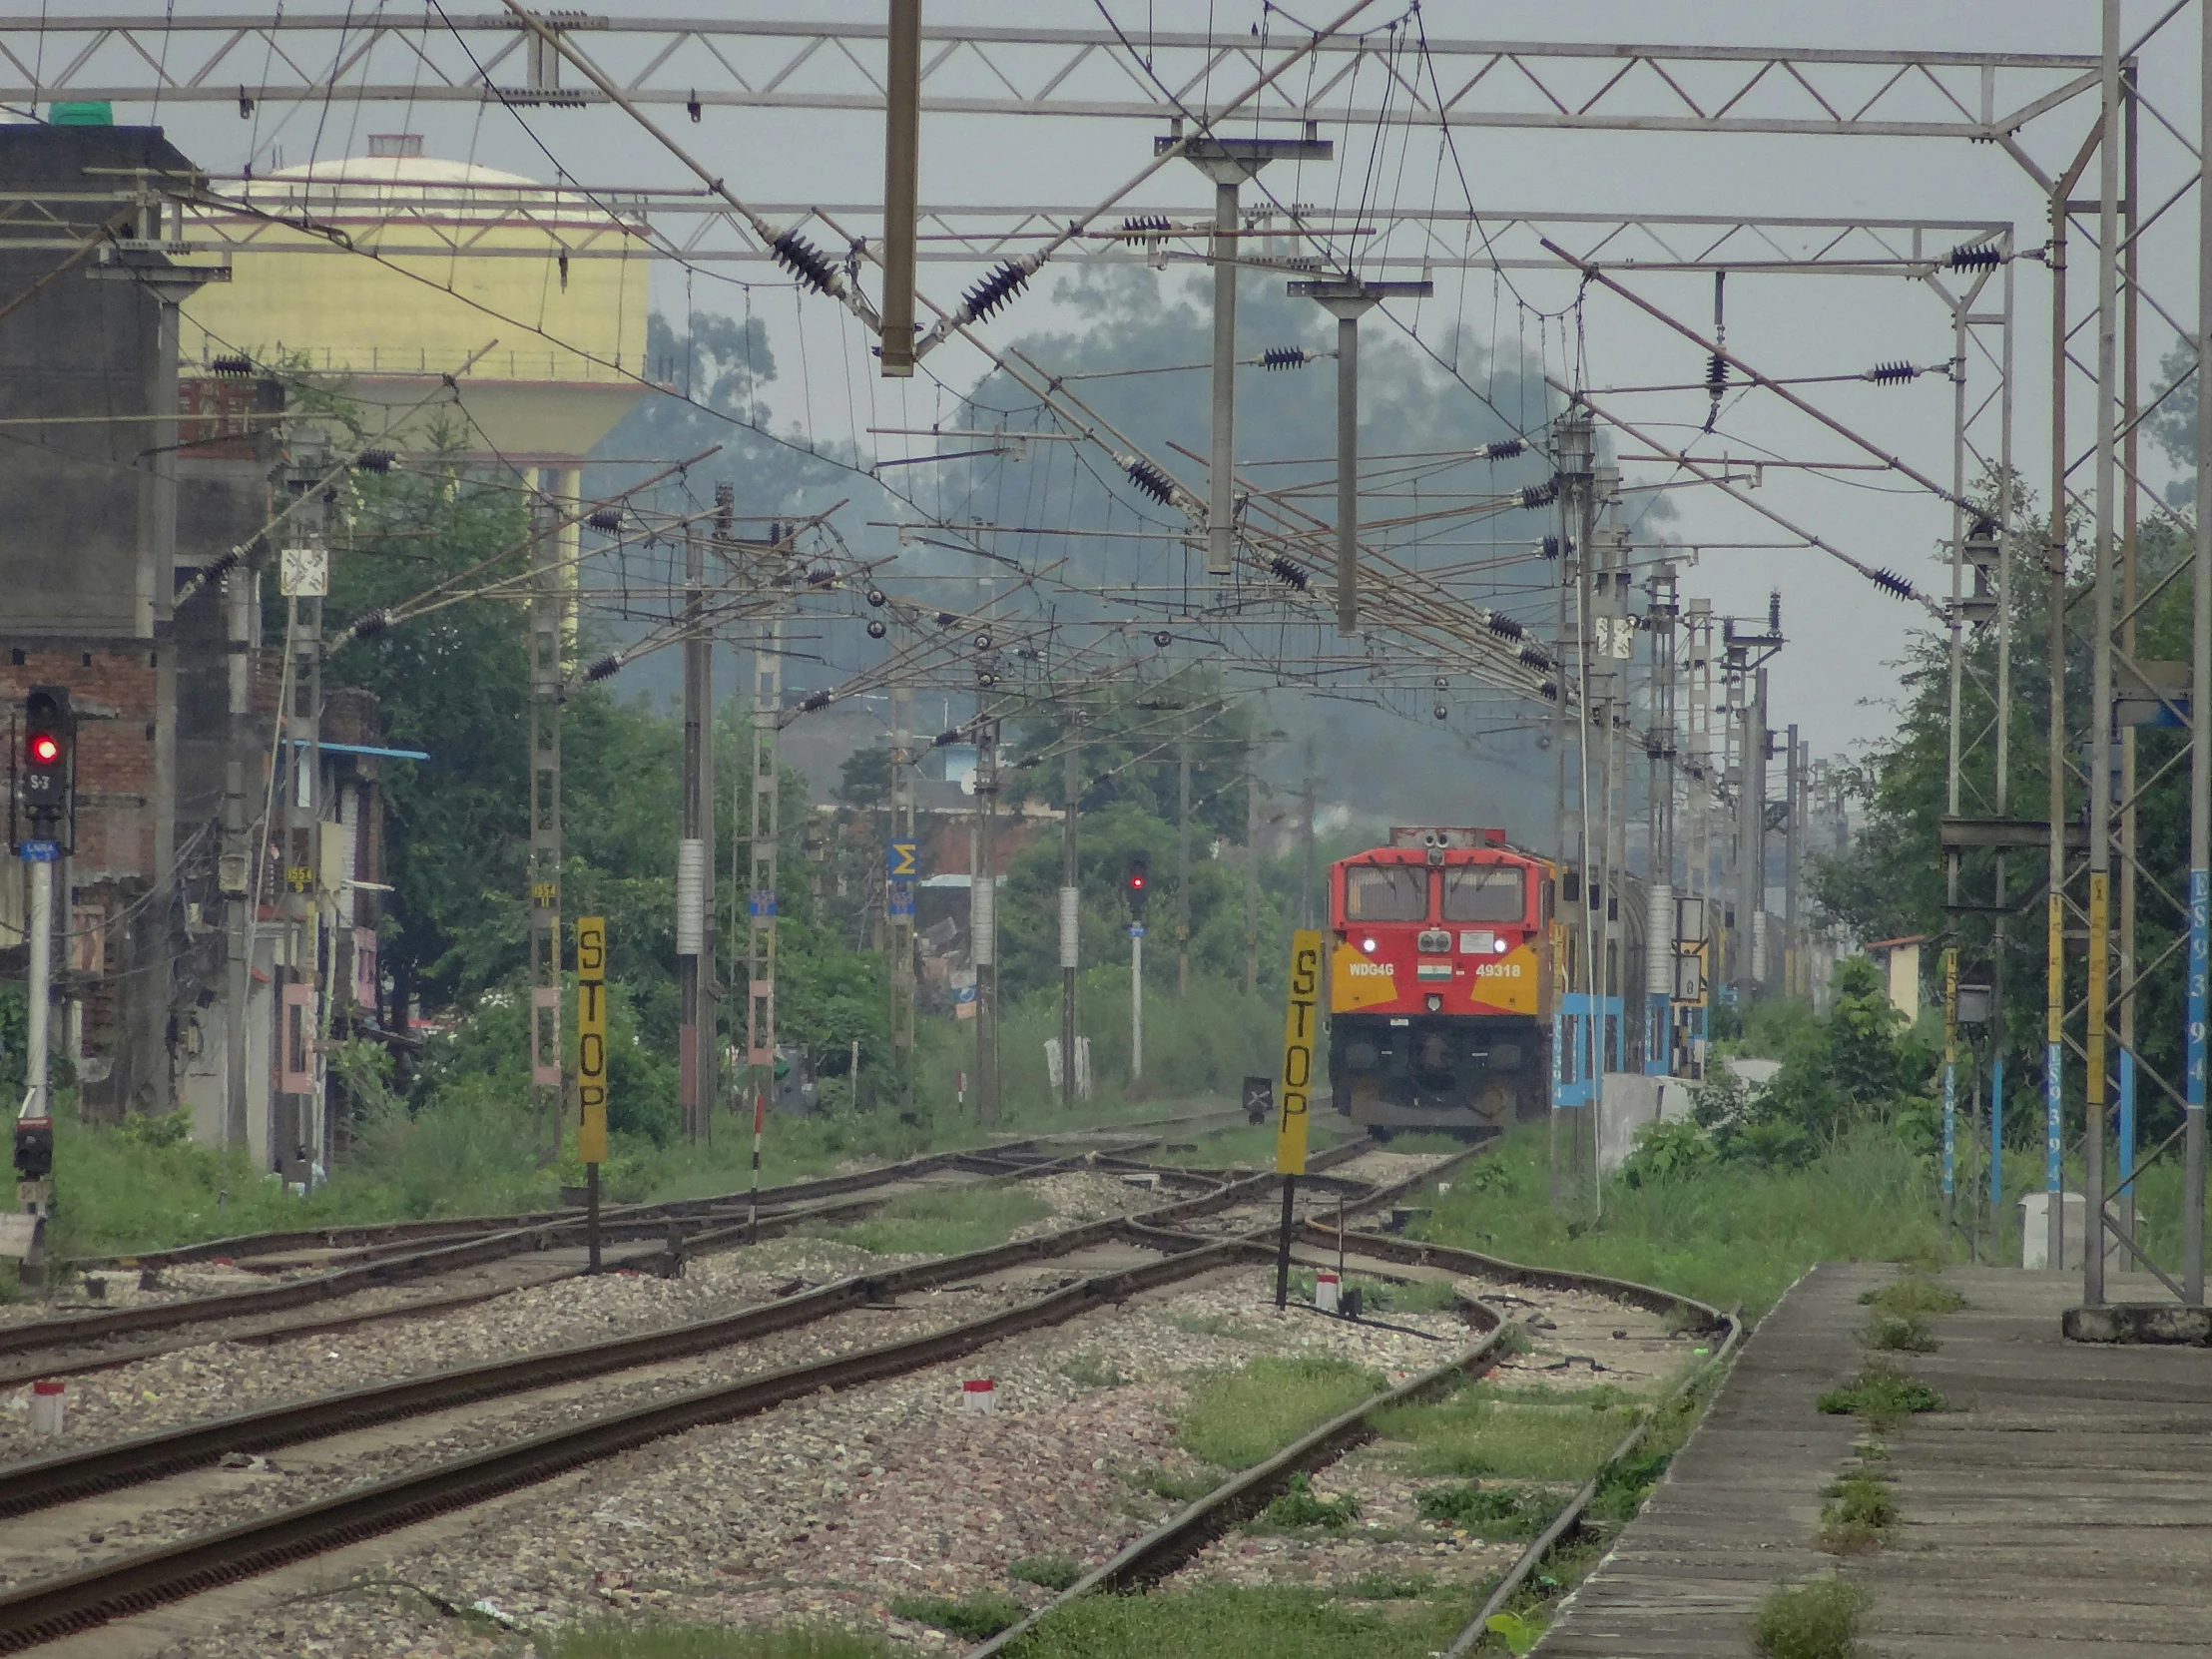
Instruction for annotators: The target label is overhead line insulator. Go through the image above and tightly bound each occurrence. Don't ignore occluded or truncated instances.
[1480,438,1525,460]
[1867,361,1921,384]
[961,262,1031,323]
[771,230,838,293]
[1868,568,1917,601]
[1267,554,1311,591]
[1125,457,1176,504]
[1519,479,1560,510]
[1947,244,2003,270]
[1261,346,1309,369]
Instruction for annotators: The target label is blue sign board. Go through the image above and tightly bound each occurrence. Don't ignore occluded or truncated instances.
[1129,922,1146,938]
[887,884,915,918]
[19,839,57,863]
[886,839,918,878]
[749,888,778,918]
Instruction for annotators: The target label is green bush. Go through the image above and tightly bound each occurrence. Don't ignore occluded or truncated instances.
[1817,1366,1945,1423]
[1258,1472,1362,1530]
[1751,1577,1871,1659]
[1819,1476,1898,1554]
[1864,1312,1939,1354]
[1413,1480,1558,1539]
[1619,1119,1714,1187]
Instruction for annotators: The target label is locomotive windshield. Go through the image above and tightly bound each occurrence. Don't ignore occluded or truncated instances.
[1441,864,1525,922]
[1343,863,1429,921]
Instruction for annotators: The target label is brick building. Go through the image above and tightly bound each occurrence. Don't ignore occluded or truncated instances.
[0,121,392,1170]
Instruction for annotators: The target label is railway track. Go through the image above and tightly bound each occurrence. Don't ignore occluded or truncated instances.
[0,1118,1240,1382]
[0,1136,1452,1650]
[970,1228,1742,1658]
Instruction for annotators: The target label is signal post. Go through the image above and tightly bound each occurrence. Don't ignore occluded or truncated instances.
[1125,855,1149,1084]
[9,689,71,1279]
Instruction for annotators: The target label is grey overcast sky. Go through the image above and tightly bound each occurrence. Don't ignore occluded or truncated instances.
[113,1,2208,767]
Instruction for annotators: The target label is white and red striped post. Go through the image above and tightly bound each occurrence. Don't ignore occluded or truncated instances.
[961,1378,996,1414]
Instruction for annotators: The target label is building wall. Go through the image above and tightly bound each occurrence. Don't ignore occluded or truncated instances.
[0,126,197,638]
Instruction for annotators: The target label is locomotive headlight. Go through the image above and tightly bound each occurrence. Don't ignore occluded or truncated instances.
[1493,937,1509,954]
[1362,936,1378,953]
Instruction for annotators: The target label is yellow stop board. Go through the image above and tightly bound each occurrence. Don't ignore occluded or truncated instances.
[1276,929,1323,1176]
[577,916,609,1165]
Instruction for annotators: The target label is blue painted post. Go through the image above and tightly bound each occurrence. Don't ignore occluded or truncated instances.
[2117,1047,2137,1202]
[1941,1057,1956,1216]
[1990,1055,2005,1210]
[2189,868,2207,1300]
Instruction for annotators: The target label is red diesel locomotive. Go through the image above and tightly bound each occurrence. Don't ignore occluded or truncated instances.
[1327,827,1555,1134]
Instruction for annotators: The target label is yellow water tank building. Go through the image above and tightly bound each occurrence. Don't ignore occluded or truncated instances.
[183,134,651,510]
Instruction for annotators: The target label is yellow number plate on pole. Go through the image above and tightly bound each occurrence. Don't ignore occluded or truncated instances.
[1276,929,1322,1177]
[577,916,609,1164]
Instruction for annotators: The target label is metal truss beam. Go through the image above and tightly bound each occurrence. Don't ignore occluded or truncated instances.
[0,16,2105,140]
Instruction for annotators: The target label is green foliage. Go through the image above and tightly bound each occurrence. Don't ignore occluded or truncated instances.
[1258,1472,1362,1530]
[1003,1583,1466,1659]
[1864,1312,1939,1354]
[1178,1355,1383,1469]
[1819,1476,1899,1554]
[540,1622,889,1659]
[1132,1465,1220,1504]
[1372,1385,1642,1481]
[1817,1366,1946,1424]
[1007,1556,1083,1592]
[1337,1571,1430,1600]
[1751,1577,1872,1659]
[1619,1119,1714,1187]
[1485,1610,1545,1657]
[1413,1479,1558,1539]
[1859,1276,1965,1318]
[886,1593,1026,1640]
[1416,1124,1948,1318]
[1288,1269,1459,1315]
[1060,1352,1128,1389]
[818,1181,1050,1257]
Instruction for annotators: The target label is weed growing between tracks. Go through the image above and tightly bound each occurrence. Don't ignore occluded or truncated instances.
[1818,1475,1900,1554]
[886,1590,1029,1640]
[811,1181,1052,1256]
[1001,1583,1465,1659]
[538,1622,890,1658]
[1178,1354,1385,1468]
[1414,1124,1947,1317]
[1370,1381,1645,1480]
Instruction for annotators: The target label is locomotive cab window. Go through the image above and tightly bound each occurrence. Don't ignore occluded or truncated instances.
[1344,863,1429,921]
[1442,865,1525,923]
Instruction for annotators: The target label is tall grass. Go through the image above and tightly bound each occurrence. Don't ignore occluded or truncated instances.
[818,1183,1052,1257]
[1005,1585,1464,1659]
[1420,1123,1948,1317]
[1179,1355,1383,1468]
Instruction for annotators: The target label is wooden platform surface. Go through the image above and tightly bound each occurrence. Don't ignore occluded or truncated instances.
[1535,1262,2212,1657]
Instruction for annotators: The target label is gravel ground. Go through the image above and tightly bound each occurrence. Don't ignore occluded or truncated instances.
[0,1262,317,1330]
[0,1262,1090,1596]
[0,1236,915,1459]
[142,1264,1478,1657]
[0,1164,1179,1458]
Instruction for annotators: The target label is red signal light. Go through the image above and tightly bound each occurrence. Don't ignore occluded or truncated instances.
[27,733,58,767]
[1130,873,1145,889]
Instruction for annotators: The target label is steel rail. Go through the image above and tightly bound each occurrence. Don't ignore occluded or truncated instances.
[0,1162,1075,1390]
[0,1136,1390,1521]
[0,1141,1448,1650]
[6,1115,1244,1360]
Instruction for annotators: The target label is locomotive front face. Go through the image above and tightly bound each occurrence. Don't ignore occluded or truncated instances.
[1326,842,1552,1134]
